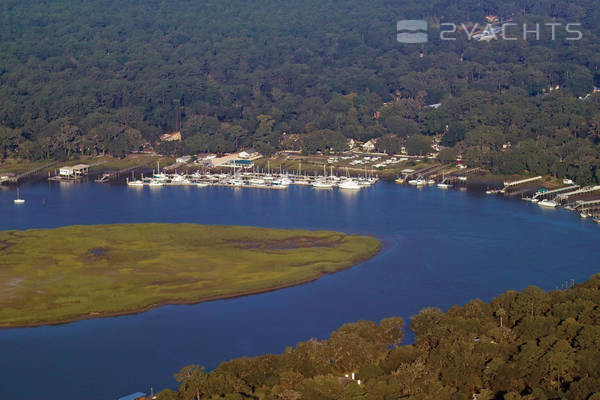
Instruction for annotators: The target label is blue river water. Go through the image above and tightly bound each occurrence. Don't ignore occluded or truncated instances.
[0,181,598,399]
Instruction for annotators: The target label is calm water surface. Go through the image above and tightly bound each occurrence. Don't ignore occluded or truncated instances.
[0,181,598,399]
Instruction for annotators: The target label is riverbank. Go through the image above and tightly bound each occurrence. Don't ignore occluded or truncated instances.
[0,223,381,328]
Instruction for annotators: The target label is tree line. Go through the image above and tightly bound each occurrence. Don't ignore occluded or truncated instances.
[1,0,600,181]
[157,274,600,399]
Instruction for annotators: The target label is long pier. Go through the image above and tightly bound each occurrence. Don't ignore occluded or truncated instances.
[95,164,146,183]
[2,161,58,184]
[402,164,446,180]
[503,176,542,188]
[532,185,580,200]
[573,199,600,211]
[556,185,600,201]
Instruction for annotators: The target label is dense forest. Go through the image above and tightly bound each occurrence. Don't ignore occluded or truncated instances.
[157,274,600,400]
[2,0,600,182]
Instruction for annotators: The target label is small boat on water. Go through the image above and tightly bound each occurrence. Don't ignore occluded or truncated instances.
[196,182,210,188]
[594,217,600,224]
[427,179,436,186]
[408,178,424,186]
[312,179,334,189]
[338,179,362,190]
[127,179,144,187]
[14,188,25,204]
[538,200,558,208]
[395,178,404,184]
[580,212,590,219]
[148,180,163,187]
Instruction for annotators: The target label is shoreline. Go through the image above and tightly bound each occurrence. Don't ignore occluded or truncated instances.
[0,242,381,330]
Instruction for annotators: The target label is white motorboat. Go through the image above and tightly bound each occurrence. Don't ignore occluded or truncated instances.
[538,200,558,208]
[437,183,452,189]
[312,179,334,189]
[338,179,362,190]
[127,179,144,187]
[273,177,292,187]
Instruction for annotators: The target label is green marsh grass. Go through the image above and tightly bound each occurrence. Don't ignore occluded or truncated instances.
[0,224,380,327]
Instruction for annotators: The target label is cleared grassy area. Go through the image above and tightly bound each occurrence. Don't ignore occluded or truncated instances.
[0,159,53,174]
[0,224,381,327]
[0,155,171,176]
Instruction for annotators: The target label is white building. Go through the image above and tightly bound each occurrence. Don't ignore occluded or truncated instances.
[59,164,89,178]
[239,149,258,159]
[362,139,377,152]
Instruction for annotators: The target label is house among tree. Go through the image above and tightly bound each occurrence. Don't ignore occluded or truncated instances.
[238,149,258,159]
[362,139,378,152]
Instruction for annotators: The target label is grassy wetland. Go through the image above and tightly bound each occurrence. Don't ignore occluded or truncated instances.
[0,223,381,327]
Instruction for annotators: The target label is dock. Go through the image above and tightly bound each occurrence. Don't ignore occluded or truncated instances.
[49,161,105,182]
[1,161,58,184]
[555,185,600,202]
[573,199,600,212]
[95,162,153,183]
[532,185,580,200]
[503,176,542,189]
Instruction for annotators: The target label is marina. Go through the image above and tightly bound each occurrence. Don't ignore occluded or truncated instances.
[125,164,378,190]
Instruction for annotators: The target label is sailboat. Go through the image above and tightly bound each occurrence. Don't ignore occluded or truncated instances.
[14,188,25,204]
[338,167,362,190]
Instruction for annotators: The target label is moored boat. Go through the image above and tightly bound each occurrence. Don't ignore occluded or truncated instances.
[14,188,25,204]
[312,179,334,189]
[127,179,144,187]
[338,179,362,190]
[538,200,558,208]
